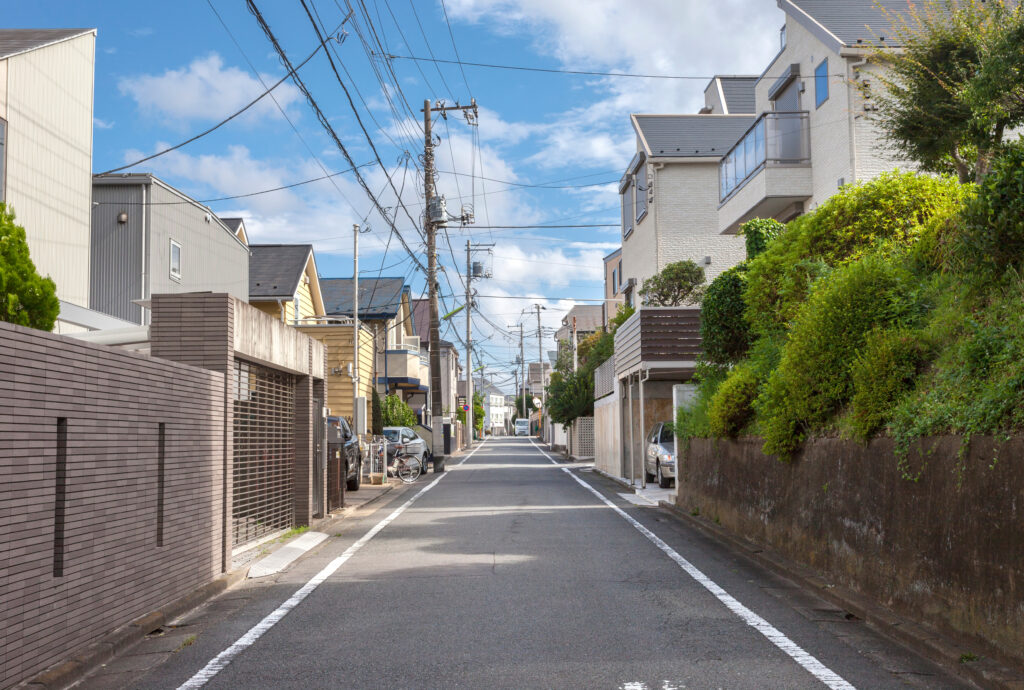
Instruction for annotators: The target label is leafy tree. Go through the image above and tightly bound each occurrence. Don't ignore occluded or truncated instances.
[868,0,1024,182]
[381,394,416,427]
[513,393,537,417]
[371,388,384,435]
[456,391,484,433]
[0,204,59,331]
[638,260,705,307]
[700,265,751,365]
[546,369,595,427]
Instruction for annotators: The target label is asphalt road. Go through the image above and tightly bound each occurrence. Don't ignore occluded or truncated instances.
[106,437,968,690]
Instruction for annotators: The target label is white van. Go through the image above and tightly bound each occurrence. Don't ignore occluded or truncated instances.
[514,419,530,436]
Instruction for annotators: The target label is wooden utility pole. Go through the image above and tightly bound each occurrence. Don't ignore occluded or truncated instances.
[535,304,546,441]
[423,98,476,467]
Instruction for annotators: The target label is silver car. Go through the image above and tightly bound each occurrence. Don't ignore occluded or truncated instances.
[382,426,429,466]
[644,422,675,488]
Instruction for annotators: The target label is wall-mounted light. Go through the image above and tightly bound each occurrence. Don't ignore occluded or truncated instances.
[117,211,128,224]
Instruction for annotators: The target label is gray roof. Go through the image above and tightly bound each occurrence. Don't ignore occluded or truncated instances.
[321,277,408,319]
[249,245,312,299]
[561,304,604,333]
[221,218,244,234]
[0,29,94,60]
[719,77,758,114]
[632,114,756,158]
[783,0,916,49]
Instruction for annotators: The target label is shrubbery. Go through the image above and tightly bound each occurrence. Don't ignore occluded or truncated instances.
[0,204,59,331]
[699,266,750,365]
[847,328,932,441]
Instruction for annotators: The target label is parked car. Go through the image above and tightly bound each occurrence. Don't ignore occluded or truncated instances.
[328,416,362,491]
[514,419,530,436]
[382,426,430,470]
[644,422,675,489]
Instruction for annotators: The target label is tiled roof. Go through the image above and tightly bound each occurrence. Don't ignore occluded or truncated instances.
[0,29,94,60]
[221,218,244,233]
[719,77,758,114]
[320,277,407,318]
[248,245,311,299]
[783,0,918,48]
[632,114,756,158]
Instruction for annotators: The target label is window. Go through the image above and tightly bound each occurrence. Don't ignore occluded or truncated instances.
[635,163,648,222]
[611,268,617,294]
[780,24,787,50]
[0,118,6,203]
[815,58,829,108]
[621,183,633,237]
[617,260,622,291]
[169,239,182,280]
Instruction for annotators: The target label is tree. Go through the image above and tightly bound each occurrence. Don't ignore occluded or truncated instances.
[868,0,1024,182]
[546,369,595,427]
[513,393,537,417]
[0,204,59,331]
[381,394,416,427]
[371,388,384,435]
[638,260,705,307]
[456,391,485,434]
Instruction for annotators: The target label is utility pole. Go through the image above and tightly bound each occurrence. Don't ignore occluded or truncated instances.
[572,315,578,372]
[465,240,473,448]
[534,304,546,441]
[519,323,526,419]
[352,223,361,434]
[423,98,477,468]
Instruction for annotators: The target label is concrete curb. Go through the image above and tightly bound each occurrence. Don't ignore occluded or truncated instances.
[591,467,638,492]
[656,500,1024,690]
[22,567,249,690]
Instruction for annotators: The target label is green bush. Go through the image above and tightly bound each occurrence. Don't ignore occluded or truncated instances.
[707,364,759,438]
[371,388,384,435]
[757,254,915,458]
[847,328,933,440]
[381,394,416,427]
[953,141,1024,278]
[0,204,59,331]
[744,172,969,338]
[700,265,750,365]
[740,218,785,260]
[673,363,728,444]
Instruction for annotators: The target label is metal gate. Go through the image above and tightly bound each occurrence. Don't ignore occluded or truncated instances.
[312,396,325,518]
[232,359,295,546]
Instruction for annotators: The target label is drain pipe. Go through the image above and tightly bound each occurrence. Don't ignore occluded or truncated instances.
[639,368,650,489]
[627,374,635,486]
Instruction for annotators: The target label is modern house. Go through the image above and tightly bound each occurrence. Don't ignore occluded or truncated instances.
[602,247,625,327]
[0,29,96,331]
[717,0,911,233]
[554,304,604,360]
[248,243,325,324]
[91,173,250,325]
[619,80,756,306]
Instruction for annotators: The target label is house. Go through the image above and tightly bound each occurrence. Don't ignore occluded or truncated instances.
[717,0,912,233]
[90,174,250,325]
[320,277,428,414]
[410,297,461,418]
[554,304,604,361]
[527,361,551,398]
[458,378,507,436]
[602,247,625,327]
[0,29,96,331]
[619,80,757,306]
[248,243,325,324]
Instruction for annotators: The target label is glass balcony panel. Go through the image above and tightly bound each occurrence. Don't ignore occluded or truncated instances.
[720,112,809,201]
[743,133,755,179]
[755,120,766,165]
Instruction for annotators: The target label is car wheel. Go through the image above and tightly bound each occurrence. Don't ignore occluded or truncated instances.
[657,463,672,489]
[346,459,361,491]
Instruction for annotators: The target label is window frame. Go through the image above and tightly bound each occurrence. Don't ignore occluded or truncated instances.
[815,58,829,109]
[621,182,633,237]
[634,162,648,223]
[0,117,7,203]
[169,238,182,281]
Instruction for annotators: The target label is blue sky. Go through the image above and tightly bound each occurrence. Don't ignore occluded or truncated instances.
[7,0,784,390]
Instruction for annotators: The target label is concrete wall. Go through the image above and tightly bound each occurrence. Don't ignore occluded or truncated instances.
[618,379,676,481]
[0,320,224,689]
[676,436,1024,667]
[0,32,95,311]
[594,389,620,476]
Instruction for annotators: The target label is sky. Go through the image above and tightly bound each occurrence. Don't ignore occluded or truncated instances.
[7,0,784,391]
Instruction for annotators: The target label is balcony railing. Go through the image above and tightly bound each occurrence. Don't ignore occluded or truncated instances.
[719,111,810,202]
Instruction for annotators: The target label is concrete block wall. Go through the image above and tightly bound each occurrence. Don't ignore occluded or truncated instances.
[0,321,225,690]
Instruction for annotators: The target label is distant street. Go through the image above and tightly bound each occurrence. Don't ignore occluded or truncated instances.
[115,439,965,690]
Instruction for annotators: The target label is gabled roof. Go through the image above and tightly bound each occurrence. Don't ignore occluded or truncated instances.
[221,218,248,245]
[320,277,409,319]
[719,77,758,114]
[560,304,604,333]
[0,29,95,60]
[631,114,756,158]
[249,245,313,300]
[780,0,915,51]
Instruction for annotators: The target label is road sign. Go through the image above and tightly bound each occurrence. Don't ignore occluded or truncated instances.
[462,404,469,411]
[532,397,541,408]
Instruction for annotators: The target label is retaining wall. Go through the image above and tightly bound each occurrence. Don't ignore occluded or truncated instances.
[676,436,1024,666]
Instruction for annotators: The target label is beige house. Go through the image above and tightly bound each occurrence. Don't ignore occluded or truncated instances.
[248,243,325,324]
[0,29,96,330]
[602,247,625,327]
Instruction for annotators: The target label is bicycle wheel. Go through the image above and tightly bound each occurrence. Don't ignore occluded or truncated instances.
[396,456,420,483]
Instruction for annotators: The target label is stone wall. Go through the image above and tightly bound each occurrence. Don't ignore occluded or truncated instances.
[676,436,1024,666]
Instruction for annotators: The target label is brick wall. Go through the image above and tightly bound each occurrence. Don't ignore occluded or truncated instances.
[0,321,225,689]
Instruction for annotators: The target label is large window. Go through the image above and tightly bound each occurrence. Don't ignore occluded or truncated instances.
[0,118,6,203]
[815,58,829,108]
[621,183,633,237]
[169,239,182,280]
[635,162,647,222]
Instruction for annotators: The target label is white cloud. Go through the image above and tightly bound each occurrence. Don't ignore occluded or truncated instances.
[118,53,302,126]
[93,117,115,130]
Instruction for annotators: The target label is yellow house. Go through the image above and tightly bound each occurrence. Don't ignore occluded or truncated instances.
[297,321,376,428]
[248,243,326,324]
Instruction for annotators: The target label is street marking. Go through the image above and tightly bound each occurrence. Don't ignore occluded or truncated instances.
[176,441,488,689]
[528,439,855,690]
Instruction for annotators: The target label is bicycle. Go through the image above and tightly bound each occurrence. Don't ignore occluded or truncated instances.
[391,449,422,483]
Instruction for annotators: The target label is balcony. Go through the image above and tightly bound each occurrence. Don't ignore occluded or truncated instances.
[378,337,427,392]
[718,111,812,234]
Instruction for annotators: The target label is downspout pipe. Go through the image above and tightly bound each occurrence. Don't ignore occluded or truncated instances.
[639,367,650,489]
[627,374,635,486]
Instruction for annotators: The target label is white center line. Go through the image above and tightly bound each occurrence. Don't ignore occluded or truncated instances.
[176,440,488,689]
[528,438,855,690]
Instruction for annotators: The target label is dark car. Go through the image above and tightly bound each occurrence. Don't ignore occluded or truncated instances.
[328,416,362,492]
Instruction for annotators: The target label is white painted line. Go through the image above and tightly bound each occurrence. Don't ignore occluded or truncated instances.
[177,441,488,689]
[247,531,329,578]
[529,439,854,690]
[618,492,658,507]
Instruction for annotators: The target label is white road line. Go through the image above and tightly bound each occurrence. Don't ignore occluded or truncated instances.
[177,441,488,689]
[528,439,855,690]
